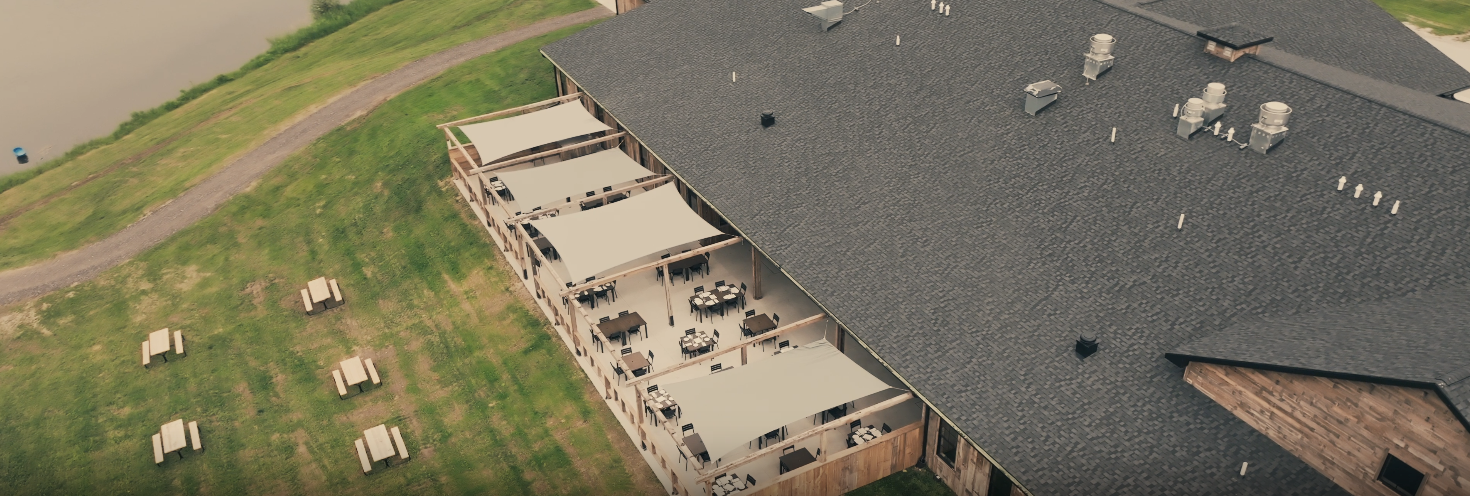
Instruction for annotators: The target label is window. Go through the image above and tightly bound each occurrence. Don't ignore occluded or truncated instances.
[1378,454,1425,496]
[936,421,959,467]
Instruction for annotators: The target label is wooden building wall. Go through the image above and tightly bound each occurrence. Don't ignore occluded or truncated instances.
[614,0,646,14]
[749,422,923,496]
[1185,362,1470,496]
[925,408,1023,496]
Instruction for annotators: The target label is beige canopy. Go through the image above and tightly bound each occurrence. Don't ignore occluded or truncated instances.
[496,149,655,209]
[529,184,726,282]
[459,103,612,165]
[661,340,899,459]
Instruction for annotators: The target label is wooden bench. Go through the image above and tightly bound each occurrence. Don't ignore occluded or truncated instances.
[300,289,316,315]
[173,331,185,357]
[332,370,349,399]
[188,421,203,451]
[152,433,165,465]
[365,359,381,385]
[142,342,151,368]
[390,426,409,460]
[327,279,344,308]
[355,439,373,474]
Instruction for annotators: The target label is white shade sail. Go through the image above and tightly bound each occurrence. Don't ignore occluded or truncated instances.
[459,103,612,165]
[529,185,726,281]
[661,340,899,459]
[496,149,656,209]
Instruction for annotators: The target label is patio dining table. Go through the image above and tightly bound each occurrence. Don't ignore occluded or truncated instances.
[668,254,709,280]
[743,314,777,335]
[679,330,715,355]
[620,351,651,376]
[647,389,678,413]
[597,312,646,345]
[849,425,882,446]
[690,285,740,320]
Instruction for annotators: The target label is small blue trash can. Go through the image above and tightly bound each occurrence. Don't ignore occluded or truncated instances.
[13,147,27,165]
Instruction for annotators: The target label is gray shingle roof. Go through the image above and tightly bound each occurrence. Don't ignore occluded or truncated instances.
[1168,285,1470,431]
[542,0,1470,493]
[1138,0,1470,95]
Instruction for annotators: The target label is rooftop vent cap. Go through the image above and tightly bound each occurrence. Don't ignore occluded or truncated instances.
[761,111,776,128]
[1083,34,1116,81]
[1197,24,1273,62]
[1023,80,1061,115]
[1076,333,1099,358]
[802,0,845,31]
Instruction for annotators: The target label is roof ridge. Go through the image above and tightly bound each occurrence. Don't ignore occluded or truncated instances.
[1091,0,1470,138]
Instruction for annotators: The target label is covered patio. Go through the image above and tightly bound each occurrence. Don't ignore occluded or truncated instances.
[439,95,922,495]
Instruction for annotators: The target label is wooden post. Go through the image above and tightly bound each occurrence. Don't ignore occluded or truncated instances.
[663,263,674,326]
[819,428,829,463]
[752,244,764,300]
[741,345,747,365]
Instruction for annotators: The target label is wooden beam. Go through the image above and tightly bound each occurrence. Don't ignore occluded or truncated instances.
[696,391,916,482]
[468,132,627,175]
[752,245,764,300]
[508,176,673,223]
[560,236,743,297]
[437,93,583,128]
[629,313,827,386]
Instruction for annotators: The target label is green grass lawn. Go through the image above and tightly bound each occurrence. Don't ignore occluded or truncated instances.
[848,467,957,496]
[0,0,597,272]
[0,24,669,495]
[1373,0,1470,36]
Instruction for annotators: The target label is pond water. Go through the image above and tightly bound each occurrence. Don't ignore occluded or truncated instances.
[0,0,313,175]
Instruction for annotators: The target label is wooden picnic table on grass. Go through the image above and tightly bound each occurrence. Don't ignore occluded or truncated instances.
[308,277,331,304]
[161,419,187,456]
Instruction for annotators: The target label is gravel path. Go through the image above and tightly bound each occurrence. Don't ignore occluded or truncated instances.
[0,7,612,305]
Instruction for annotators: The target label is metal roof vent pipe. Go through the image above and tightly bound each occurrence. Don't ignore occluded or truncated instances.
[1076,333,1099,359]
[761,111,776,128]
[1024,80,1061,115]
[802,0,845,31]
[1249,102,1291,154]
[1176,98,1206,139]
[1200,83,1228,124]
[1083,34,1116,81]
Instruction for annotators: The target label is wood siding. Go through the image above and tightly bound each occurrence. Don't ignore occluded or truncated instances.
[748,422,923,496]
[926,408,1001,496]
[1185,362,1470,496]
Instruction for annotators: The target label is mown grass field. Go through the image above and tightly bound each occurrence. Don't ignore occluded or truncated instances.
[0,0,596,272]
[1373,0,1470,36]
[0,24,671,495]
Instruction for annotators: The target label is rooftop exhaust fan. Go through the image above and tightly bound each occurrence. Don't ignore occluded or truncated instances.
[1248,102,1291,154]
[1082,34,1116,81]
[802,1,845,31]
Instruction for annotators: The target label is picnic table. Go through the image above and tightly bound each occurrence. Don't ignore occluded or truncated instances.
[743,314,777,335]
[142,328,185,367]
[778,447,816,474]
[359,424,409,471]
[152,418,202,465]
[302,277,344,314]
[597,312,646,345]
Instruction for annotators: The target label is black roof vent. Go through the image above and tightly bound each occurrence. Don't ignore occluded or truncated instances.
[761,111,776,128]
[1076,333,1099,359]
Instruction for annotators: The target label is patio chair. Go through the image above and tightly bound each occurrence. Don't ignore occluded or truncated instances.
[747,474,757,487]
[618,310,630,317]
[881,423,892,434]
[712,329,720,349]
[849,419,862,433]
[782,446,795,455]
[682,423,695,436]
[779,340,791,350]
[627,324,642,342]
[621,347,633,355]
[647,350,655,362]
[600,316,611,323]
[710,363,722,373]
[590,332,604,353]
[773,313,781,326]
[603,186,613,192]
[607,280,617,302]
[693,286,705,294]
[762,429,781,448]
[714,280,726,288]
[740,283,748,309]
[684,328,696,336]
[610,362,626,383]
